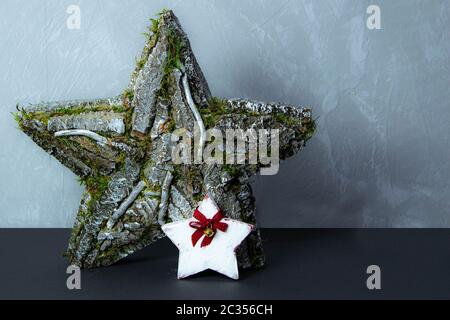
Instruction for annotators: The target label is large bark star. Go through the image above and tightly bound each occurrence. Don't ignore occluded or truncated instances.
[15,10,315,269]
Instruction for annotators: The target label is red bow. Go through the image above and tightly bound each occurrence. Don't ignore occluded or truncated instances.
[189,209,228,247]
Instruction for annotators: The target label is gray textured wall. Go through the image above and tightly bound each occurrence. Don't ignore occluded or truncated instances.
[0,0,449,227]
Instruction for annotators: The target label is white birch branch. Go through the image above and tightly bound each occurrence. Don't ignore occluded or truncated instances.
[54,129,108,146]
[181,74,205,162]
[107,181,146,229]
[157,171,173,226]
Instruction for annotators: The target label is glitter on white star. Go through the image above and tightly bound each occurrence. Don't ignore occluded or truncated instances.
[162,195,253,280]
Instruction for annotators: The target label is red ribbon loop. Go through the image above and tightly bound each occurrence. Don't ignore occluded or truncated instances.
[189,209,228,247]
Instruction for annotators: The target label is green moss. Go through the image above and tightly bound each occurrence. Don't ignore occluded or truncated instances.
[140,163,162,195]
[122,88,135,104]
[131,11,184,110]
[50,104,118,116]
[80,174,109,194]
[223,164,240,178]
[133,11,165,76]
[300,118,316,142]
[164,117,176,133]
[115,152,127,167]
[172,165,204,203]
[143,179,162,194]
[157,30,184,99]
[135,134,152,156]
[200,113,215,129]
[97,245,121,261]
[15,103,128,130]
[208,97,228,114]
[13,111,23,128]
[171,165,183,182]
[16,108,51,125]
[136,57,146,70]
[173,165,198,183]
[150,18,160,35]
[201,97,261,129]
[77,174,111,220]
[119,106,134,138]
[205,98,306,130]
[157,8,170,16]
[193,193,203,203]
[58,136,72,147]
[80,200,94,220]
[200,98,229,129]
[111,105,130,113]
[275,112,302,127]
[166,30,183,71]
